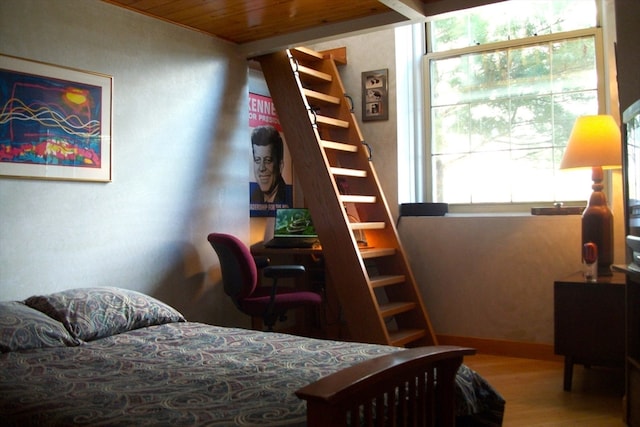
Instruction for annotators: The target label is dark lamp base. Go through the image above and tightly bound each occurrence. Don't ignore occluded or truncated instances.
[581,167,614,277]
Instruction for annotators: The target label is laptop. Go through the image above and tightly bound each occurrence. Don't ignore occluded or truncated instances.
[264,208,320,248]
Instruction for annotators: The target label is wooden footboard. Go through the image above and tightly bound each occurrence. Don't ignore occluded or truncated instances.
[296,345,476,427]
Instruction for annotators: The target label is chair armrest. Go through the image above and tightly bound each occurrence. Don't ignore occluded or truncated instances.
[263,265,306,278]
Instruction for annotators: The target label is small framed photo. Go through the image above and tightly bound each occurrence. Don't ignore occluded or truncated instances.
[0,54,113,182]
[362,69,388,121]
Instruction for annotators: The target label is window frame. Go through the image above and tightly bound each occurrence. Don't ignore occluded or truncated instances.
[422,23,608,214]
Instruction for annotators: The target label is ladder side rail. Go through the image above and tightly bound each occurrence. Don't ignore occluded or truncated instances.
[351,129,438,346]
[257,50,391,345]
[321,56,438,346]
[260,48,438,347]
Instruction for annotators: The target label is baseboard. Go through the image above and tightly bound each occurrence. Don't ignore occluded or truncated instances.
[436,334,563,362]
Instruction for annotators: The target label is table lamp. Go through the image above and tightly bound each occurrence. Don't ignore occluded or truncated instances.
[560,115,622,276]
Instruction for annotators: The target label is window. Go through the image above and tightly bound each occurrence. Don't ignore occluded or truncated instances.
[424,0,604,209]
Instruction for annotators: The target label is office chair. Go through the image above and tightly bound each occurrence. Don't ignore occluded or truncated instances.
[207,233,322,331]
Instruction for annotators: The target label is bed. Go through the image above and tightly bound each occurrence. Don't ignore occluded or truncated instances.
[0,287,505,426]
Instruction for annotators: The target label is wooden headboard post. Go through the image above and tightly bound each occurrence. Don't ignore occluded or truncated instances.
[296,345,476,426]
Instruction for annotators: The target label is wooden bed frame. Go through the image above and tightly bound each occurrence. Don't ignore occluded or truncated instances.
[2,285,492,426]
[297,345,476,427]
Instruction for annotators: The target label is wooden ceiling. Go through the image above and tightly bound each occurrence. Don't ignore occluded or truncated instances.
[103,0,503,57]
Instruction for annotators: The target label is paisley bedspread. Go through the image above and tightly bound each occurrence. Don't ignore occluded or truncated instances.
[0,288,505,426]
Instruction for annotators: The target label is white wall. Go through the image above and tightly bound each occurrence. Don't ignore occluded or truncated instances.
[0,0,251,328]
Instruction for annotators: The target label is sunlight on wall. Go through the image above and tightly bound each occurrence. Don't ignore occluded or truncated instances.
[0,0,251,329]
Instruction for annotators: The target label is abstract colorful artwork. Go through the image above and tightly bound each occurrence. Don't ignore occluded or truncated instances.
[0,55,112,181]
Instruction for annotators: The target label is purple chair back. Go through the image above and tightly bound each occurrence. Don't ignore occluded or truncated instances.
[207,233,258,302]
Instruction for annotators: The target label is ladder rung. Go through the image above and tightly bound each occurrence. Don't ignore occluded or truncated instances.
[303,88,340,105]
[321,140,358,152]
[370,275,405,288]
[297,65,332,83]
[360,248,396,259]
[389,329,428,347]
[315,114,349,128]
[331,167,367,178]
[350,221,385,230]
[291,46,324,61]
[379,302,416,318]
[340,195,376,203]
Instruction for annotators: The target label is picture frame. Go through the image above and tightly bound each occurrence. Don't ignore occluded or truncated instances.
[0,54,113,182]
[361,69,388,121]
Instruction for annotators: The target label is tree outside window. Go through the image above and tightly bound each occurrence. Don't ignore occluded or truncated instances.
[426,0,600,206]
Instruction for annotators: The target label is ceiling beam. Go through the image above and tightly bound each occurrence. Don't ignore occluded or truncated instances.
[239,10,410,58]
[377,0,428,20]
[239,0,509,57]
[421,0,507,18]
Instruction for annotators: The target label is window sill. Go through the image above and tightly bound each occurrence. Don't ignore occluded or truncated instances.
[444,202,587,216]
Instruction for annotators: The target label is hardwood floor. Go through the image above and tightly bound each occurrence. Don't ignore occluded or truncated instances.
[463,353,626,426]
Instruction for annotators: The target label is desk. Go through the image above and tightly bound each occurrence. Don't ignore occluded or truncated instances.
[250,242,346,340]
[553,271,626,391]
[250,242,323,257]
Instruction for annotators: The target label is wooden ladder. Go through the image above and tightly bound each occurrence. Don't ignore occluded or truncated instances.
[256,47,437,348]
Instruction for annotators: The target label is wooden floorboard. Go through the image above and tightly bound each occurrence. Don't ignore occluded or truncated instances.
[463,353,626,426]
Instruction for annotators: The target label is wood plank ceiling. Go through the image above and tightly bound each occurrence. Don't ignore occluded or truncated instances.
[103,0,504,57]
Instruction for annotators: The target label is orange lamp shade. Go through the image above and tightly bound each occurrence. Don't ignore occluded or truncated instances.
[560,115,622,170]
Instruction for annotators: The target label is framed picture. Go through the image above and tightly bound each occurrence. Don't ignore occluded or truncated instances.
[0,55,113,182]
[362,69,388,121]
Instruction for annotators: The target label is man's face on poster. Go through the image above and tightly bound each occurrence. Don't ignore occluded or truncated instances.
[253,144,282,194]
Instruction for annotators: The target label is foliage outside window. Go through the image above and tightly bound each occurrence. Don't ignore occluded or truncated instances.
[426,0,601,207]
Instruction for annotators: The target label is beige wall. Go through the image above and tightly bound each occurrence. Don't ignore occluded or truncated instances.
[310,33,400,220]
[0,0,251,328]
[1,0,634,349]
[400,215,587,344]
[311,23,626,346]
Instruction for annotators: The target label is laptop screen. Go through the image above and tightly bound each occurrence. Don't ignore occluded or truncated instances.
[273,208,318,238]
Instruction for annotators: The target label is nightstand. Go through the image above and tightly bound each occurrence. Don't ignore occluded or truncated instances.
[554,271,626,391]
